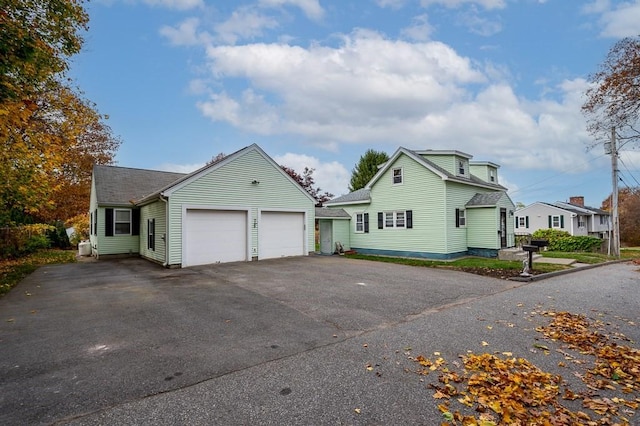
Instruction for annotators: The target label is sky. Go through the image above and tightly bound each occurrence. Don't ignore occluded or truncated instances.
[69,0,640,207]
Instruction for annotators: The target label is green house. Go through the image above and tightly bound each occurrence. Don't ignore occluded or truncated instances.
[89,144,317,267]
[321,147,515,259]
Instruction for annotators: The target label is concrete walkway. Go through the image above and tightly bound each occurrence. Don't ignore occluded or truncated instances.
[532,256,576,265]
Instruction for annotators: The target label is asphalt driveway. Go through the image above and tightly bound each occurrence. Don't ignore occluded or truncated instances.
[1,256,638,425]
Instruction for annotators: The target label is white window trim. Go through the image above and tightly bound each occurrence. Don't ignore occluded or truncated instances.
[551,215,561,229]
[578,216,586,228]
[392,167,403,185]
[355,213,365,233]
[458,209,466,227]
[489,169,496,182]
[518,216,526,227]
[383,210,406,229]
[458,160,466,176]
[114,208,132,235]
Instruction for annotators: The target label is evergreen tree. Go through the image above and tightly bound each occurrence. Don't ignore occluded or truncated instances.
[348,149,389,192]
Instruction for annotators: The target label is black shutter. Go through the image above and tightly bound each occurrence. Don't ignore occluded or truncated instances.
[525,216,529,228]
[560,215,564,229]
[406,210,413,229]
[132,209,140,235]
[515,216,519,228]
[94,209,98,235]
[364,213,369,233]
[548,215,552,228]
[151,219,155,250]
[378,212,383,229]
[90,212,93,235]
[455,208,460,228]
[105,208,114,236]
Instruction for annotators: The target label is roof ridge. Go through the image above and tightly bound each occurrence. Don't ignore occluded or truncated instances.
[94,164,188,175]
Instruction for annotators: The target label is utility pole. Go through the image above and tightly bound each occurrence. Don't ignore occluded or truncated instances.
[610,127,620,257]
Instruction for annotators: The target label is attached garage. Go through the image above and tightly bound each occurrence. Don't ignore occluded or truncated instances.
[183,209,249,267]
[260,211,305,259]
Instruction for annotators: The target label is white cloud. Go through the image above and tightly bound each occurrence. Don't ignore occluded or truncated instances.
[376,0,408,9]
[273,153,351,197]
[419,0,506,9]
[401,14,434,41]
[142,0,203,10]
[597,0,640,38]
[458,6,502,36]
[159,18,207,46]
[258,0,325,20]
[215,7,280,44]
[156,162,204,173]
[194,29,600,175]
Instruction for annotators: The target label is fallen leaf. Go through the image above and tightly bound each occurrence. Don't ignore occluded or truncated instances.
[354,408,361,414]
[481,341,489,346]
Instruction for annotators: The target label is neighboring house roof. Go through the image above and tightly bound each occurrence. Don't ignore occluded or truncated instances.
[93,165,186,206]
[325,188,371,206]
[466,192,507,208]
[366,147,507,191]
[516,201,610,216]
[315,207,351,219]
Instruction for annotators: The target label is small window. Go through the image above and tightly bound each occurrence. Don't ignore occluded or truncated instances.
[383,211,407,228]
[552,215,561,228]
[578,216,585,228]
[385,212,394,227]
[114,209,131,235]
[458,160,465,175]
[518,217,526,227]
[600,216,606,225]
[458,209,466,227]
[489,169,496,182]
[392,167,403,184]
[355,213,364,233]
[396,211,405,228]
[147,218,155,250]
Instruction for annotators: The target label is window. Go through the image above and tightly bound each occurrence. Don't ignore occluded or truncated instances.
[552,215,561,228]
[458,160,465,175]
[392,167,403,184]
[384,211,406,228]
[518,217,526,227]
[489,169,496,182]
[147,218,155,250]
[600,216,606,225]
[114,209,131,235]
[455,209,466,227]
[355,213,369,233]
[578,216,585,228]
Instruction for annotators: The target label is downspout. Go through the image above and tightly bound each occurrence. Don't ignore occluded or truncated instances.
[160,194,169,267]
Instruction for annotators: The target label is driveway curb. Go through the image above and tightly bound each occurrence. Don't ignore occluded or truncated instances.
[508,259,631,282]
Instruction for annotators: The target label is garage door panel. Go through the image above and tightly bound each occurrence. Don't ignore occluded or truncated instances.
[260,211,304,259]
[185,210,247,266]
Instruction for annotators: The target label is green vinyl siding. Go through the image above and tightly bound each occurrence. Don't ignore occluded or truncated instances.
[344,153,448,255]
[166,149,315,265]
[467,207,499,249]
[140,201,166,263]
[333,220,350,251]
[93,206,140,256]
[421,154,456,174]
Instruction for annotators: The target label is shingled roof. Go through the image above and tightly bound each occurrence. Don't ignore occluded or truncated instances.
[93,165,186,206]
[324,188,371,205]
[466,192,506,207]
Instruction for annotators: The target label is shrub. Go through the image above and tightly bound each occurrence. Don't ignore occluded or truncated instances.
[24,235,50,253]
[532,229,602,252]
[0,224,55,259]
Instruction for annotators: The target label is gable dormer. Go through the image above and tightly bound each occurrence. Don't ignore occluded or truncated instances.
[469,161,499,184]
[415,150,473,178]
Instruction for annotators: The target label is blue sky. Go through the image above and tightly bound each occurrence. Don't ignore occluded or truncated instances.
[70,0,640,207]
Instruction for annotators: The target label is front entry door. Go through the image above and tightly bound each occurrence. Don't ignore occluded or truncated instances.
[500,208,507,248]
[319,220,333,254]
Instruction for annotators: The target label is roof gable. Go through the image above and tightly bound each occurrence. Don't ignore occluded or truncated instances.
[93,165,186,206]
[157,144,317,204]
[466,192,509,208]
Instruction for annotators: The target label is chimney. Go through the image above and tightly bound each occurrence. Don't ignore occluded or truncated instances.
[569,196,584,207]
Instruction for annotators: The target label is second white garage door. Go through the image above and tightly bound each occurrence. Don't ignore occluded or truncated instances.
[260,211,305,259]
[184,209,248,266]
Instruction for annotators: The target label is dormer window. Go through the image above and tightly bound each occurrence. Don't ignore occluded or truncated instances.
[392,167,403,184]
[489,169,496,182]
[458,160,465,176]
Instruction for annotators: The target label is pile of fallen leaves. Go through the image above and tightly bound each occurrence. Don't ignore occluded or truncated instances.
[409,310,639,425]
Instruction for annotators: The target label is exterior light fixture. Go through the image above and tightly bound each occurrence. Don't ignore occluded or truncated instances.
[251,179,260,184]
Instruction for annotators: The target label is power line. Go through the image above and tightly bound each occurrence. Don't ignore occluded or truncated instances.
[619,154,640,187]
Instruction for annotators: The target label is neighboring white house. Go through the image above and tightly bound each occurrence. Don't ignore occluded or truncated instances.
[515,196,610,238]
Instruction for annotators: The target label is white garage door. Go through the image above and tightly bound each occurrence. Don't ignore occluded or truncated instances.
[184,209,247,266]
[260,211,305,259]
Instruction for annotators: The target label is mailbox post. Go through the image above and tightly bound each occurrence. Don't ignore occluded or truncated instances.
[520,239,548,276]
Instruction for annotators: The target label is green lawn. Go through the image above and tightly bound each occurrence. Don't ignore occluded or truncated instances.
[0,250,77,296]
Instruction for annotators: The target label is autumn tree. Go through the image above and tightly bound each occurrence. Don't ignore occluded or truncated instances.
[349,149,389,191]
[601,187,640,246]
[281,166,333,206]
[1,0,119,225]
[582,36,640,147]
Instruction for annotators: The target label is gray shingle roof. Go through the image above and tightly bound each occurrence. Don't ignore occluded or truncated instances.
[466,192,505,207]
[325,188,371,205]
[315,207,351,218]
[93,165,186,205]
